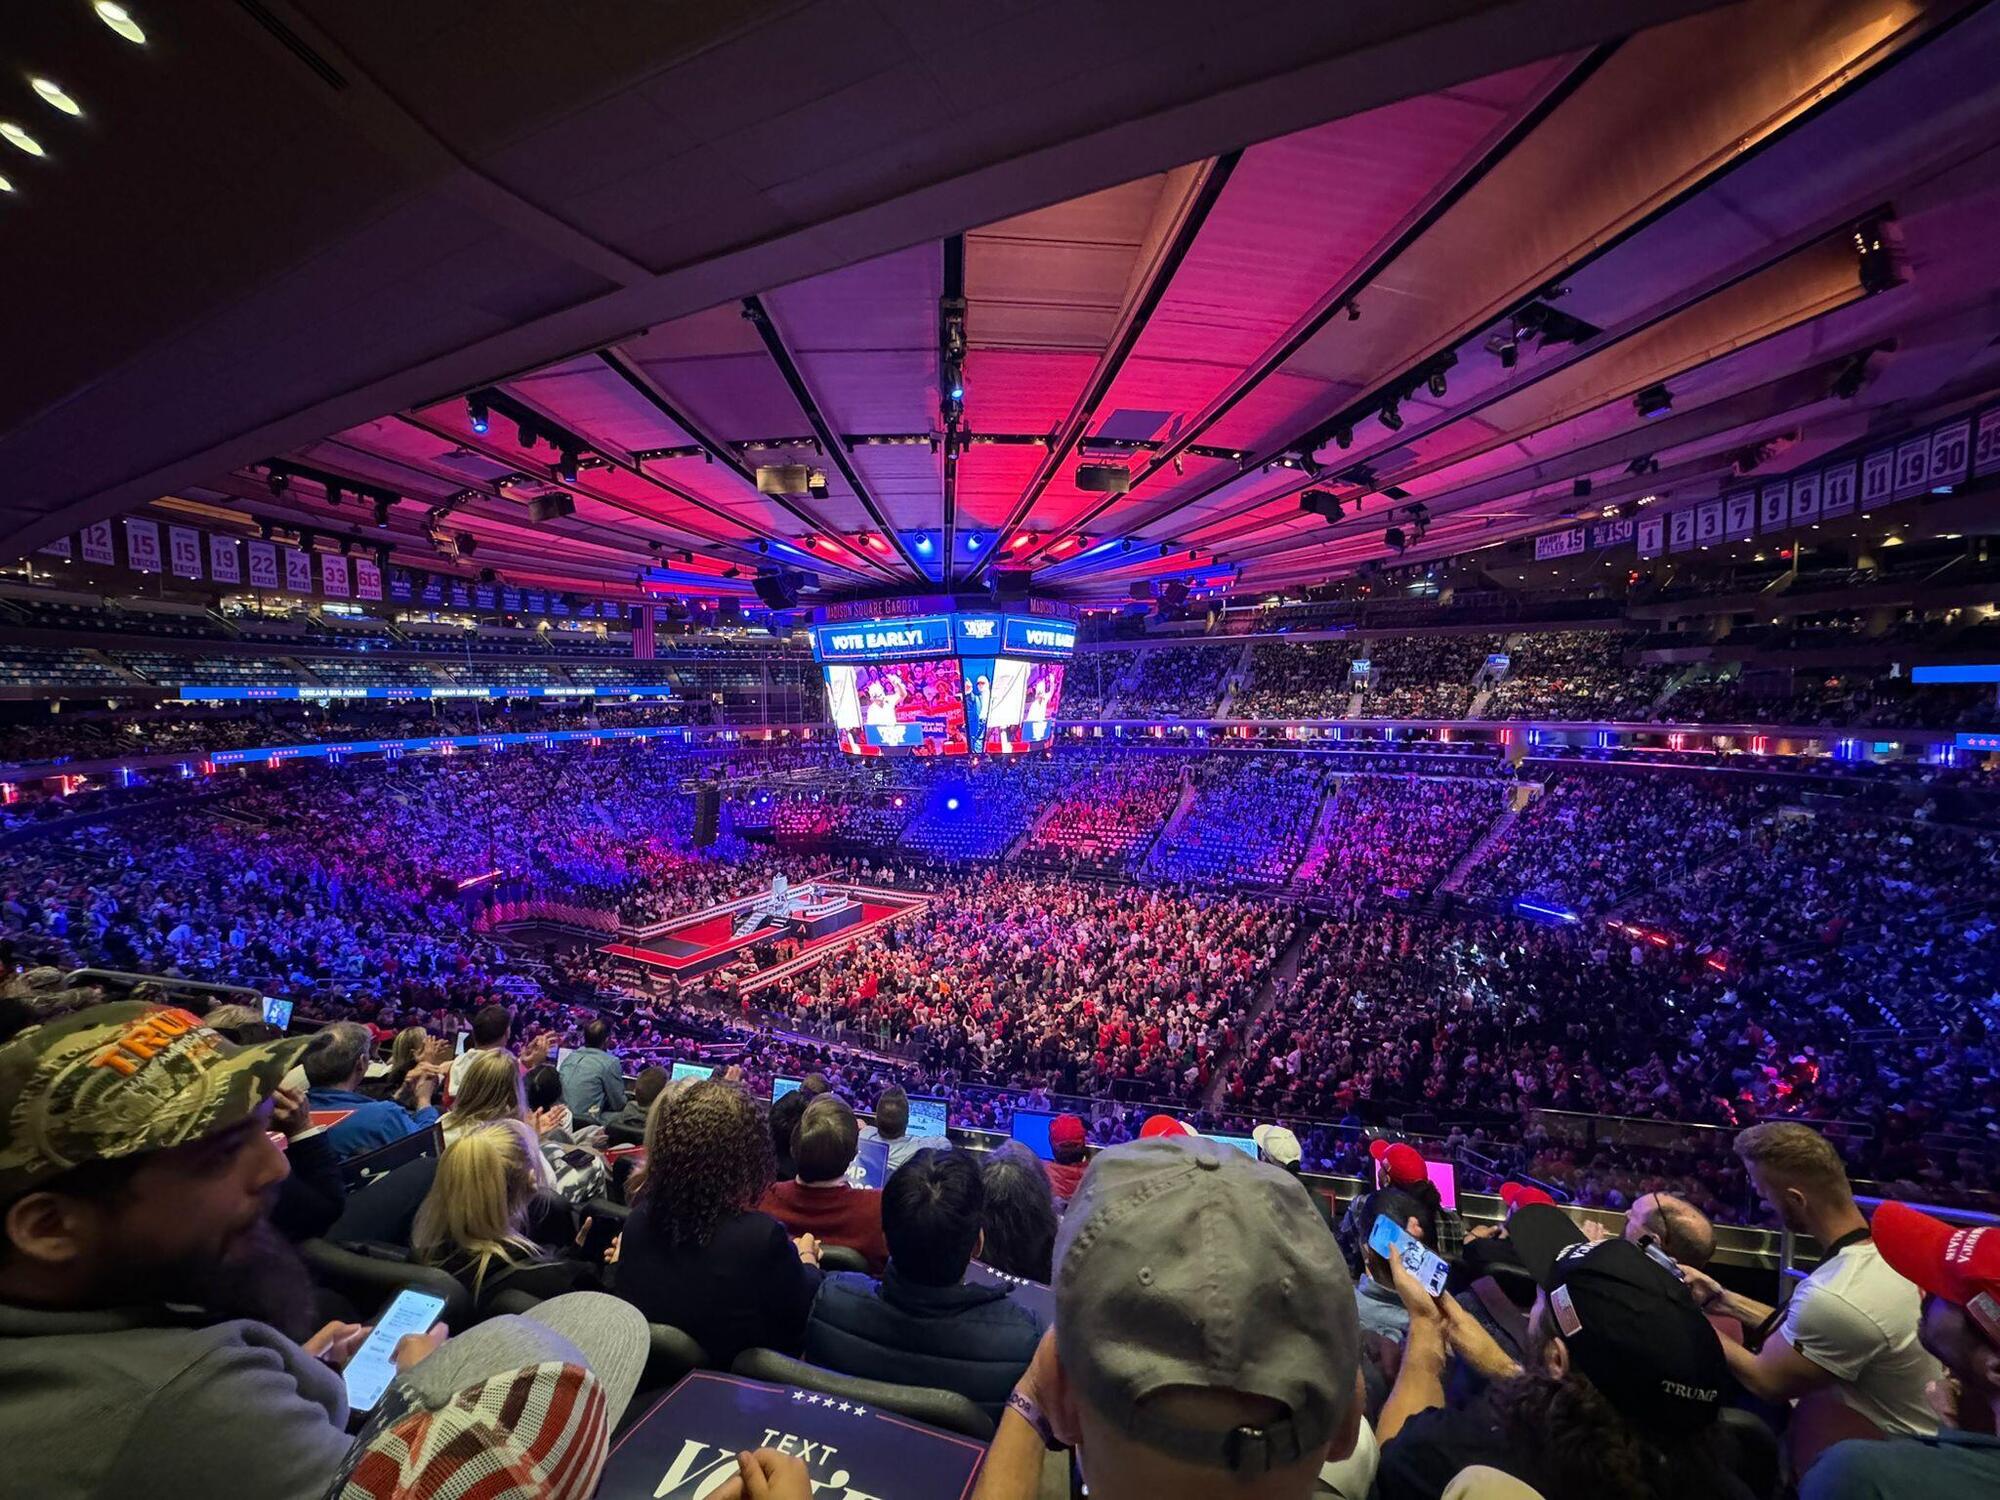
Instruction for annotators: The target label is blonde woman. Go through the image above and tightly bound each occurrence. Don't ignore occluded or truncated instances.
[411,1120,602,1311]
[442,1047,608,1206]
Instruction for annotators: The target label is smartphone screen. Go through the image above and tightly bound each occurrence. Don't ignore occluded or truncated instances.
[342,1288,447,1413]
[1369,1213,1450,1298]
[453,1033,469,1057]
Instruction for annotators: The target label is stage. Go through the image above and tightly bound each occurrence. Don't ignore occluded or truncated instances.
[602,880,924,980]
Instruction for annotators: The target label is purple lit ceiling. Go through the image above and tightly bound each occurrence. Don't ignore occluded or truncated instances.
[8,0,2000,602]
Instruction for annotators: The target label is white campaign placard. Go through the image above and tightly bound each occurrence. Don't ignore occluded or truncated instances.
[81,520,115,565]
[284,547,313,593]
[1928,417,1972,488]
[1820,460,1858,519]
[169,524,203,580]
[354,555,382,600]
[1860,449,1896,510]
[124,517,162,572]
[1637,514,1664,558]
[1725,490,1756,539]
[1788,470,1822,527]
[248,540,280,588]
[209,533,241,583]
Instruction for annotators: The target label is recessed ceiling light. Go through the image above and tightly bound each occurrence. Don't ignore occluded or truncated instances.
[0,122,44,157]
[0,173,12,193]
[30,79,82,117]
[94,2,145,44]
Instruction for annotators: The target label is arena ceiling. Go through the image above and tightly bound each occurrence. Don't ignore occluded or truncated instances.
[8,0,2000,604]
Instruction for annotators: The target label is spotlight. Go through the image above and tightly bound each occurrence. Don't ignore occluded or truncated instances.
[94,3,146,44]
[372,497,392,527]
[679,549,695,564]
[1334,425,1353,450]
[266,466,290,497]
[949,384,965,401]
[1378,400,1403,432]
[1634,383,1673,420]
[1427,368,1449,399]
[946,797,960,811]
[554,449,580,485]
[967,535,981,551]
[516,419,539,449]
[467,397,489,435]
[1488,328,1519,369]
[756,540,770,555]
[914,534,934,554]
[324,481,343,507]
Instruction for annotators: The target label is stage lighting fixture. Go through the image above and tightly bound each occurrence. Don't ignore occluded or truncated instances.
[554,449,580,485]
[914,534,934,554]
[1573,478,1592,499]
[1831,352,1870,401]
[1626,455,1660,477]
[1854,216,1896,295]
[805,469,829,500]
[1345,300,1361,320]
[372,497,392,528]
[756,540,771,555]
[266,466,290,497]
[1634,383,1672,420]
[325,481,345,508]
[516,419,539,449]
[457,533,477,557]
[467,398,489,435]
[255,520,272,541]
[528,492,576,523]
[1384,526,1407,553]
[1378,400,1403,432]
[946,797,960,811]
[1300,490,1345,524]
[1427,368,1449,399]
[967,535,982,551]
[1334,425,1353,450]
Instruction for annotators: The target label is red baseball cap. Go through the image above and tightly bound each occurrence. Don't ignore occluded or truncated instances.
[1873,1200,2000,1325]
[1500,1181,1557,1213]
[1138,1113,1195,1140]
[1049,1113,1087,1149]
[1368,1138,1392,1163]
[1384,1143,1428,1186]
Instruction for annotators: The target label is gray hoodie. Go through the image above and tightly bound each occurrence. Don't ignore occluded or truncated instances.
[0,1300,355,1499]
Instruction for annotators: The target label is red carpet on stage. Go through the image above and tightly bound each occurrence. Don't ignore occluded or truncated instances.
[604,901,904,974]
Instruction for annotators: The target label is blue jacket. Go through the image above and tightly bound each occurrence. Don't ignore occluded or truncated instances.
[306,1087,439,1162]
[802,1266,1042,1423]
[557,1048,626,1124]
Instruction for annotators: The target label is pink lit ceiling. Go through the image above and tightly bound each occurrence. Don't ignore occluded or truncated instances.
[9,0,2000,602]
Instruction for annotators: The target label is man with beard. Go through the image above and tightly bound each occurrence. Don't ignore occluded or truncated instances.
[0,1001,448,1498]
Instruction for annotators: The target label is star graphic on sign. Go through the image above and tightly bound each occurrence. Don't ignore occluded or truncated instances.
[790,1389,807,1402]
[836,1401,852,1413]
[851,1405,867,1416]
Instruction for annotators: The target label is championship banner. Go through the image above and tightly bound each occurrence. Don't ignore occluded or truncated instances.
[169,524,203,580]
[1860,448,1895,510]
[1694,499,1723,545]
[1820,460,1858,519]
[449,580,471,607]
[321,552,349,598]
[1724,490,1756,540]
[124,517,162,572]
[247,539,280,588]
[81,520,115,565]
[1637,513,1665,558]
[1928,416,1972,488]
[1976,405,2000,477]
[421,574,444,604]
[474,583,495,610]
[1892,436,1931,501]
[284,546,313,593]
[502,587,522,610]
[209,533,242,584]
[526,591,546,614]
[1757,482,1790,533]
[596,1373,985,1500]
[354,556,382,600]
[36,535,72,559]
[551,594,572,616]
[1667,506,1696,552]
[1787,471,1821,528]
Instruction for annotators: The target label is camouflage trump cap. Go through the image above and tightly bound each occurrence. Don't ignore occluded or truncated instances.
[0,1002,311,1198]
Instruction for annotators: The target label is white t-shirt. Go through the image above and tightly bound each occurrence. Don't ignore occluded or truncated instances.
[1780,1239,1942,1437]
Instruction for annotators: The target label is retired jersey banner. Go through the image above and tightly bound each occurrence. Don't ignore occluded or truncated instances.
[1928,416,1972,489]
[321,552,349,598]
[1788,471,1822,528]
[1725,490,1756,539]
[168,524,203,580]
[1757,482,1790,533]
[1820,460,1858,519]
[209,533,241,583]
[36,535,72,559]
[124,517,163,572]
[247,539,280,588]
[1637,513,1665,558]
[1694,499,1723,545]
[1976,405,2000,477]
[1588,518,1634,550]
[596,1372,986,1500]
[1893,437,1931,501]
[1668,506,1696,552]
[1534,526,1586,561]
[284,546,313,593]
[1860,448,1896,511]
[354,556,382,600]
[81,520,115,565]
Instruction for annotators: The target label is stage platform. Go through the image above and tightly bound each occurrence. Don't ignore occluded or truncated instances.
[602,882,922,980]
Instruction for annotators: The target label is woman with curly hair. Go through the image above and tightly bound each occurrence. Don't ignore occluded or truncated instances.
[614,1078,823,1364]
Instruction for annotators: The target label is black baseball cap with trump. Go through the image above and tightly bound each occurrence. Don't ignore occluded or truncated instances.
[1506,1204,1728,1440]
[0,1002,310,1199]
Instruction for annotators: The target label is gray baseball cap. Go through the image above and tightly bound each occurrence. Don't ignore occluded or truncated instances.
[1054,1136,1360,1473]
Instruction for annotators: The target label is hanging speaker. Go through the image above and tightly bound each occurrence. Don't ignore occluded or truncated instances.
[693,786,721,847]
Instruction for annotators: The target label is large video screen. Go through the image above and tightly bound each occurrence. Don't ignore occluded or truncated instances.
[826,660,968,756]
[962,657,1063,753]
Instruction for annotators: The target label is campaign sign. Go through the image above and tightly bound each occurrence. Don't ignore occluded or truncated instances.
[598,1371,986,1500]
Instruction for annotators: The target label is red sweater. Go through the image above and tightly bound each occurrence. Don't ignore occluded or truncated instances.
[757,1180,889,1273]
